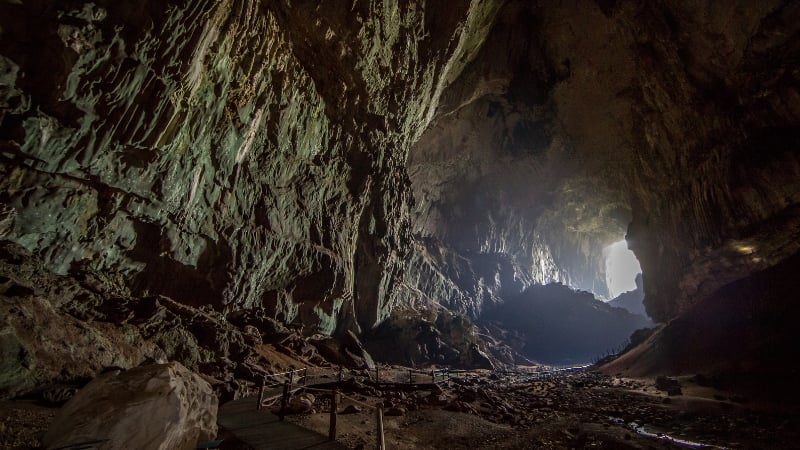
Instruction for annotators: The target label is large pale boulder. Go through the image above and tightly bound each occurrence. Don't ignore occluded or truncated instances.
[42,362,218,450]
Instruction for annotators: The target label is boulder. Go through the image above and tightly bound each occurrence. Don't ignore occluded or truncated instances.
[309,332,376,370]
[384,407,406,416]
[342,331,376,370]
[42,362,218,450]
[341,404,362,414]
[444,400,475,414]
[467,345,495,370]
[655,376,682,396]
[428,393,450,406]
[457,388,478,403]
[287,393,316,414]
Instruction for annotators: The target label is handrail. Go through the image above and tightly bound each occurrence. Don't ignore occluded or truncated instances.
[266,367,307,378]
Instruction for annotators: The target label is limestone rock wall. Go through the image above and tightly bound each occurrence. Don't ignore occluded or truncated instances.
[0,0,502,334]
[408,0,800,321]
[618,0,800,320]
[390,237,532,318]
[408,1,636,300]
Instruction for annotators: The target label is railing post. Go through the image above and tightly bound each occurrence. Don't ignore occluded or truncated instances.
[328,389,338,441]
[409,370,413,384]
[376,406,385,450]
[288,370,295,389]
[303,368,308,386]
[279,381,290,420]
[257,376,266,410]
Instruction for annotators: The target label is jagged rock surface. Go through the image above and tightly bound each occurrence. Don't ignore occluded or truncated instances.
[365,306,494,369]
[0,0,502,335]
[0,242,166,399]
[0,239,327,400]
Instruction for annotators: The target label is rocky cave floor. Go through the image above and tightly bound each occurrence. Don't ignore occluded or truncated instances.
[283,369,799,450]
[3,367,800,449]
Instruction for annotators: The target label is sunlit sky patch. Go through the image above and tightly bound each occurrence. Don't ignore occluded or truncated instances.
[604,240,642,299]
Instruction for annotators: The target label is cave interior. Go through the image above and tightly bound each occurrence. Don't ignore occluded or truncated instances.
[1,0,799,448]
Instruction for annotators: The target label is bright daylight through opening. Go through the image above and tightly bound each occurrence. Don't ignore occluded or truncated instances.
[604,240,642,298]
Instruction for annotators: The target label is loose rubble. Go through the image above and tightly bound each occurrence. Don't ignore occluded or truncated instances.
[289,367,800,449]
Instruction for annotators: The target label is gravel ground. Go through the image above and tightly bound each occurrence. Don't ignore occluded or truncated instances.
[287,369,800,449]
[0,400,58,449]
[5,369,798,449]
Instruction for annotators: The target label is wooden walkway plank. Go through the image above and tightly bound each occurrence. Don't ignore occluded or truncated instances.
[218,396,347,450]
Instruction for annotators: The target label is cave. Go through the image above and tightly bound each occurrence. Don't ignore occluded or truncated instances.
[1,1,799,449]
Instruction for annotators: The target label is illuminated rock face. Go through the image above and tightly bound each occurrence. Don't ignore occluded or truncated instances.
[0,0,502,333]
[0,0,799,376]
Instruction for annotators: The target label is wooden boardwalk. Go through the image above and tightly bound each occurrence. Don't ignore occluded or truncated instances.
[218,396,346,450]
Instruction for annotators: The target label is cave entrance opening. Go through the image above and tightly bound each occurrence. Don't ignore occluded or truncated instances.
[603,240,642,299]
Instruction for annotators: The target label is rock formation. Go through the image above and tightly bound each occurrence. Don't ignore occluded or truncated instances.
[0,241,167,399]
[607,273,649,318]
[365,306,495,369]
[0,0,799,401]
[602,251,800,400]
[480,283,652,365]
[42,362,217,450]
[409,0,800,324]
[0,0,502,337]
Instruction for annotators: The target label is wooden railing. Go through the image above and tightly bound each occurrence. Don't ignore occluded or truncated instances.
[369,365,468,385]
[254,362,589,449]
[255,367,386,449]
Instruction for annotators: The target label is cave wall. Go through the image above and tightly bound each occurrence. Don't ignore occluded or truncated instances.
[0,0,798,375]
[618,0,800,321]
[0,0,503,334]
[408,0,800,322]
[408,1,640,301]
